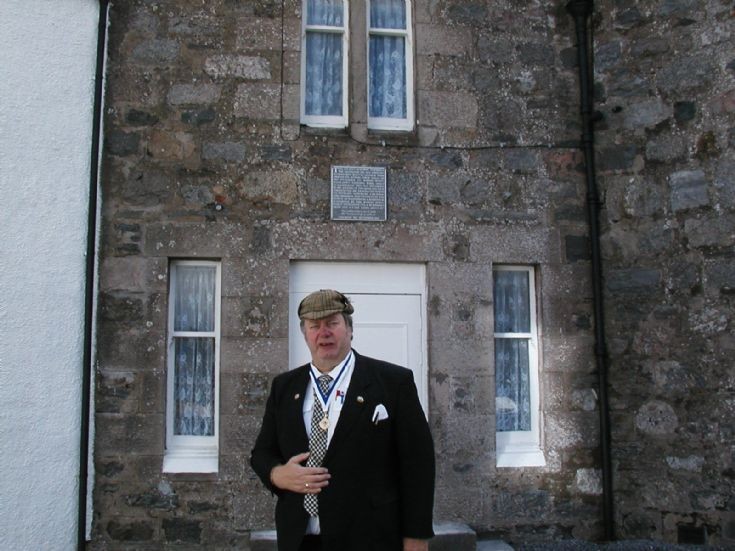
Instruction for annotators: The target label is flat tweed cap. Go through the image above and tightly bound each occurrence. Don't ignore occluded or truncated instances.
[298,289,354,320]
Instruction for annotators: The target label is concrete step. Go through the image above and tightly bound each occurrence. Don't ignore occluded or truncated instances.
[478,539,515,551]
[431,521,476,550]
[250,522,514,550]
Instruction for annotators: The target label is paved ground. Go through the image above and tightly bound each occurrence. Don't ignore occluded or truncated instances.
[512,540,725,551]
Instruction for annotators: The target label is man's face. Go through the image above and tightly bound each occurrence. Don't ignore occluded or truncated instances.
[302,313,352,371]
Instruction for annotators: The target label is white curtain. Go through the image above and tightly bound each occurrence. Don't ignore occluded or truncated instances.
[369,0,407,119]
[494,271,531,432]
[173,266,216,436]
[304,0,344,116]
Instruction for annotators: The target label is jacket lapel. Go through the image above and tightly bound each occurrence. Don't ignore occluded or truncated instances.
[283,365,310,454]
[323,352,376,464]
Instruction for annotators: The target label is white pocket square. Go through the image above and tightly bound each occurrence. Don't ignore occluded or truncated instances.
[372,404,389,424]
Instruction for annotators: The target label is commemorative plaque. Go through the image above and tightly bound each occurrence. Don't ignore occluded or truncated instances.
[330,165,387,222]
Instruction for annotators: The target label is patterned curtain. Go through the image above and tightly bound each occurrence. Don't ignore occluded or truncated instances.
[173,265,215,436]
[369,0,407,118]
[304,0,344,116]
[493,270,531,432]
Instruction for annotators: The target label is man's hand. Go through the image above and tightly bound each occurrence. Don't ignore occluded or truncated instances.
[269,452,331,494]
[403,538,429,551]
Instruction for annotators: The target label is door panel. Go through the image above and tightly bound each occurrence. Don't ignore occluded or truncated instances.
[289,262,427,413]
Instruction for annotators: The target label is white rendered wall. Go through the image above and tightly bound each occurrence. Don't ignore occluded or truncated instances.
[0,1,99,549]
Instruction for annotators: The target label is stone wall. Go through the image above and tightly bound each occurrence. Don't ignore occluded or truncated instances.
[593,0,734,546]
[91,0,732,548]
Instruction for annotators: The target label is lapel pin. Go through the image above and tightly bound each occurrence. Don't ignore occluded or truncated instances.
[357,396,365,404]
[294,393,300,400]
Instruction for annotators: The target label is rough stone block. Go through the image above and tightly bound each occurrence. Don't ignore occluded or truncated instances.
[674,100,697,122]
[202,141,247,162]
[106,130,140,157]
[623,99,672,129]
[416,25,472,56]
[606,268,661,293]
[131,39,180,64]
[236,17,283,51]
[645,135,686,162]
[597,144,638,172]
[162,518,201,543]
[204,55,271,80]
[634,400,678,435]
[99,292,145,322]
[715,160,735,207]
[282,84,300,120]
[704,258,735,294]
[595,40,622,71]
[564,235,591,262]
[234,84,282,119]
[148,130,197,162]
[418,91,478,129]
[181,108,216,126]
[238,169,299,205]
[685,214,734,249]
[107,519,154,542]
[97,371,138,414]
[575,468,603,495]
[657,56,715,92]
[167,83,222,105]
[670,169,709,211]
[95,413,164,455]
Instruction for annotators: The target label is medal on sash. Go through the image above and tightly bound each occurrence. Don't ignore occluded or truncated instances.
[319,415,329,431]
[310,351,352,433]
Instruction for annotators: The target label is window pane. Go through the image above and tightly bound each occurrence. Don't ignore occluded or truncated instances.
[174,337,215,436]
[493,270,530,333]
[306,0,343,26]
[174,265,216,332]
[370,0,406,29]
[369,35,406,118]
[495,338,531,432]
[305,32,343,116]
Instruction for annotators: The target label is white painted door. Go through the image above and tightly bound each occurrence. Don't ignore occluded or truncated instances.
[289,262,428,413]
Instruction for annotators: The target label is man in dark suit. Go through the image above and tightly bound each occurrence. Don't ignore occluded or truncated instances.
[251,289,435,551]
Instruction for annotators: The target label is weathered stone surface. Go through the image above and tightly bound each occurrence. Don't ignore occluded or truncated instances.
[416,24,472,56]
[167,83,221,105]
[597,145,638,172]
[93,0,735,548]
[576,468,603,495]
[163,518,201,543]
[684,214,735,249]
[606,268,660,293]
[233,83,281,119]
[131,39,179,64]
[634,401,678,435]
[202,141,246,162]
[418,91,478,128]
[106,130,140,157]
[204,55,271,80]
[107,519,154,541]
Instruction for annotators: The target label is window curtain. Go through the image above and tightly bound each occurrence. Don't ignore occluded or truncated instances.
[369,0,407,118]
[493,271,531,432]
[173,266,215,436]
[304,0,344,116]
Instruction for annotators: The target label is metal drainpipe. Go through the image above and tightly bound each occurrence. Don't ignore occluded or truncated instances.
[78,1,110,549]
[566,0,615,541]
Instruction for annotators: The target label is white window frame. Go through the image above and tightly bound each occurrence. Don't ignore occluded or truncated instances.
[163,260,222,473]
[493,265,545,468]
[300,0,350,128]
[366,0,414,131]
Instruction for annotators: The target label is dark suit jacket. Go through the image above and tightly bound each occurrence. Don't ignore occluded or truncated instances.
[250,351,435,551]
